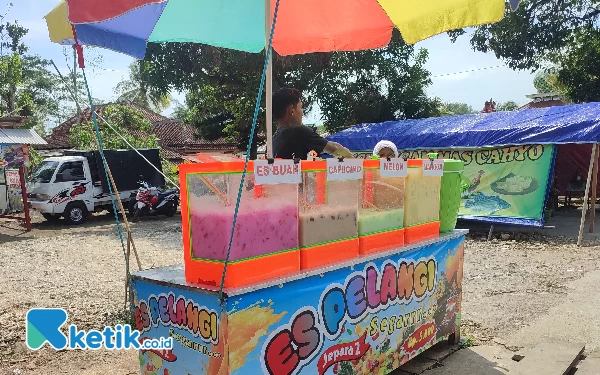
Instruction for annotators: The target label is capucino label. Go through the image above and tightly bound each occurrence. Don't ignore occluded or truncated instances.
[422,159,444,177]
[254,159,301,185]
[326,159,363,181]
[379,158,408,178]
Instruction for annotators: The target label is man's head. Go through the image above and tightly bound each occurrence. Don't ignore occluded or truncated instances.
[273,88,303,126]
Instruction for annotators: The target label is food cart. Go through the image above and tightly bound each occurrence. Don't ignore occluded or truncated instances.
[131,156,466,375]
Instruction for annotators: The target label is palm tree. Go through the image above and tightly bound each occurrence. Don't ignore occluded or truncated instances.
[114,61,171,112]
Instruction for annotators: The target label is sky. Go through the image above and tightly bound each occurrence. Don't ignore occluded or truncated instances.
[6,0,537,124]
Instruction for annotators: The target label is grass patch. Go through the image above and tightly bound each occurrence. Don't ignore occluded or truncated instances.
[459,336,476,349]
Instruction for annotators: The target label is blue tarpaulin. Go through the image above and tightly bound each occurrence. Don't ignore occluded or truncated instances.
[326,103,600,228]
[327,102,600,150]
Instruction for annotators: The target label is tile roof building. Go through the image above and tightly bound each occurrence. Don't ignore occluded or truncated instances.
[39,103,238,163]
[518,93,565,110]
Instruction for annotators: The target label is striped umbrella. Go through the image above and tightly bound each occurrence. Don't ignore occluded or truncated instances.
[45,0,518,156]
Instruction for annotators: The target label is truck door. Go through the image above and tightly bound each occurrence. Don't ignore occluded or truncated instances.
[49,161,93,213]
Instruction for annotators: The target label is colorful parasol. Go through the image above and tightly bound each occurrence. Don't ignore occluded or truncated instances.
[45,0,513,59]
[45,0,519,158]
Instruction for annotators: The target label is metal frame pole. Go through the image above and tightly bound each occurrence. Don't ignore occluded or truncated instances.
[578,144,597,245]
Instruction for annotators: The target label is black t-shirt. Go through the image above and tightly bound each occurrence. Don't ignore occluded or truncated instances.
[272,125,328,160]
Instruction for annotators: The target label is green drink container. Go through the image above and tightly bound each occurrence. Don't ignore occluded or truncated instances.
[439,159,465,232]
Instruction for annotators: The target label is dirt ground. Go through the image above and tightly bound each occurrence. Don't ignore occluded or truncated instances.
[1,212,600,374]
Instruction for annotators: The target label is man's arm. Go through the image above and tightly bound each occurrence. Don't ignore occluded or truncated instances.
[299,126,354,158]
[324,141,354,158]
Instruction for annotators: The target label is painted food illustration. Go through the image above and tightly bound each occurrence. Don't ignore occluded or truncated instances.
[491,173,539,195]
[335,322,411,375]
[464,192,511,214]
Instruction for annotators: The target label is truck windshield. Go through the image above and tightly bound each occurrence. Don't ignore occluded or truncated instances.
[29,161,59,183]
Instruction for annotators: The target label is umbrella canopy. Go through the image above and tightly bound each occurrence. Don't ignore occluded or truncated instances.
[45,0,511,59]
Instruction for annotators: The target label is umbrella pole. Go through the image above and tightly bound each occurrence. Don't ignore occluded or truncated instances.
[265,0,274,158]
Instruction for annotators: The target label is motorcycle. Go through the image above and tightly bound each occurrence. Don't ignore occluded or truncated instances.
[129,178,179,222]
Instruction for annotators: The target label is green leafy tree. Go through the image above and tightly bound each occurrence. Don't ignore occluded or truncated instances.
[0,19,27,116]
[440,102,476,116]
[451,0,600,70]
[450,0,600,102]
[554,27,600,103]
[68,104,178,187]
[141,30,438,156]
[0,18,77,135]
[115,61,172,112]
[534,69,557,94]
[142,42,332,157]
[69,104,158,150]
[312,31,439,133]
[496,101,520,111]
[0,50,22,114]
[170,99,189,119]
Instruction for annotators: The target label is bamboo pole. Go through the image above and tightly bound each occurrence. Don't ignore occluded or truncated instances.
[590,146,599,233]
[50,60,142,269]
[102,159,142,270]
[125,232,131,307]
[578,144,597,246]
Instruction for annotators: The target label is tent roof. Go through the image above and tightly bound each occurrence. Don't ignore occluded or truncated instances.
[327,102,600,151]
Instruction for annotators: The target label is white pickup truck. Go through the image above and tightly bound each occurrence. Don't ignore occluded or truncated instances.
[26,149,165,225]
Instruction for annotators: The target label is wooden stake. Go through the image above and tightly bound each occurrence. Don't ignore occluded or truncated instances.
[590,145,599,233]
[125,232,131,307]
[91,135,142,270]
[103,161,142,270]
[578,144,597,246]
[50,60,143,270]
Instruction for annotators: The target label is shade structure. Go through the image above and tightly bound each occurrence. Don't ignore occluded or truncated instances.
[45,0,75,45]
[45,0,518,158]
[46,0,511,59]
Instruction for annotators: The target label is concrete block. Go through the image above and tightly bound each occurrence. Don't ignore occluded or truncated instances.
[576,357,600,375]
[422,346,512,375]
[422,343,459,362]
[588,350,600,359]
[511,341,585,375]
[395,356,438,374]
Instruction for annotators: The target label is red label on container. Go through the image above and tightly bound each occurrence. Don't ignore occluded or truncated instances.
[402,323,437,354]
[316,332,370,375]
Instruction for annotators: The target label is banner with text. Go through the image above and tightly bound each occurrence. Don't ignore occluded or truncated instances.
[132,236,465,375]
[354,144,555,226]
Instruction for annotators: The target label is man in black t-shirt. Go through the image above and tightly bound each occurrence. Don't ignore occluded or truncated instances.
[272,88,353,160]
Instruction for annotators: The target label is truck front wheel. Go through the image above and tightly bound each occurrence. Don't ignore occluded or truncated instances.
[64,202,88,225]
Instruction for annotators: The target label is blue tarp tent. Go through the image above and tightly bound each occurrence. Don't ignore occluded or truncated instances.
[327,102,600,150]
[327,102,600,230]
